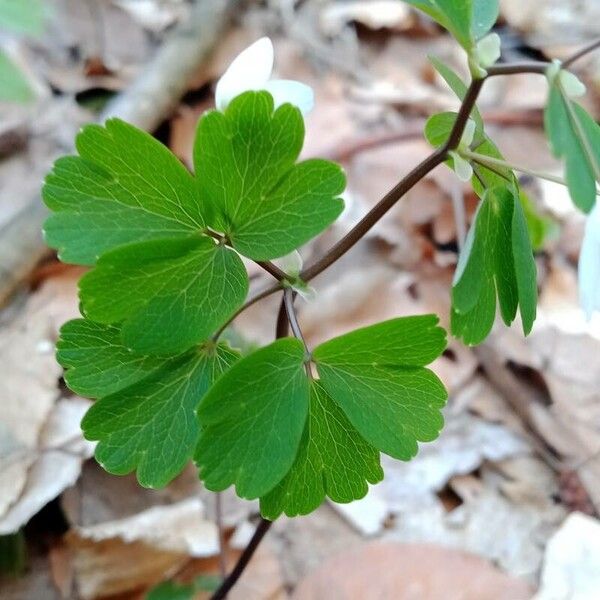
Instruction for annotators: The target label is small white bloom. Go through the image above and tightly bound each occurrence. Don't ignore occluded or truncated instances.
[450,152,473,182]
[546,59,587,98]
[215,37,314,115]
[579,203,600,318]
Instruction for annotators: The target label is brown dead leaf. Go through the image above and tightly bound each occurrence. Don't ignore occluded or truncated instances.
[67,498,219,599]
[293,541,533,599]
[0,270,85,533]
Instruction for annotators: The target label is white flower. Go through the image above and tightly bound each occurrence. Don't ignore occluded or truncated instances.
[546,59,587,98]
[579,203,600,318]
[215,37,314,115]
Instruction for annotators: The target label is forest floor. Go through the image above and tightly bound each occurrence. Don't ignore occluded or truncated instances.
[2,1,600,598]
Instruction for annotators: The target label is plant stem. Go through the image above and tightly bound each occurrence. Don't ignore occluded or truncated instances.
[563,38,600,67]
[210,518,273,600]
[463,149,573,187]
[283,288,306,348]
[301,78,485,282]
[256,260,288,281]
[212,283,283,341]
[208,40,600,599]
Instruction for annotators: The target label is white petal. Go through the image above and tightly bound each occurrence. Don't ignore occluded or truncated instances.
[264,79,314,115]
[560,70,587,98]
[215,37,274,110]
[579,204,600,318]
[450,152,473,182]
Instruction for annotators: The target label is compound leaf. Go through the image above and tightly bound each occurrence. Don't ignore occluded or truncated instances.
[194,91,345,260]
[452,186,537,344]
[57,319,165,397]
[78,337,239,488]
[79,236,248,355]
[545,84,600,213]
[195,338,310,499]
[313,317,448,461]
[260,381,383,519]
[43,119,204,265]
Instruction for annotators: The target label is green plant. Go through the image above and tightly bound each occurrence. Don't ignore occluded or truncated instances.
[42,1,600,596]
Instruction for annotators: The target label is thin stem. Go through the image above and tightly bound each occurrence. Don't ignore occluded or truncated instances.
[212,283,283,341]
[256,260,288,281]
[486,62,547,77]
[210,518,273,600]
[464,149,573,187]
[275,294,290,338]
[300,79,485,282]
[300,148,446,281]
[563,38,600,68]
[283,288,306,346]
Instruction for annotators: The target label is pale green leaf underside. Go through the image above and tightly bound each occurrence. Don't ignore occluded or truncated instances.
[81,342,239,488]
[43,118,203,265]
[260,381,383,519]
[545,85,600,213]
[194,91,345,260]
[0,49,33,103]
[195,338,310,499]
[79,235,248,355]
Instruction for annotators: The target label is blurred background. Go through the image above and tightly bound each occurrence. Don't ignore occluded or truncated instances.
[2,1,600,598]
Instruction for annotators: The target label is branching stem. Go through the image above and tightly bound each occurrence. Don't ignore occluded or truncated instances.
[210,38,600,599]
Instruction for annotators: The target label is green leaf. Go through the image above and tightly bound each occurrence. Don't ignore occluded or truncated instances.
[544,84,600,213]
[0,0,44,36]
[81,340,238,488]
[195,338,310,499]
[146,575,221,600]
[0,49,33,103]
[405,0,497,49]
[260,381,383,519]
[429,57,483,134]
[57,319,166,397]
[520,191,555,251]
[471,0,499,40]
[452,186,537,344]
[404,1,472,49]
[313,316,448,460]
[194,91,345,260]
[79,236,248,355]
[43,119,204,266]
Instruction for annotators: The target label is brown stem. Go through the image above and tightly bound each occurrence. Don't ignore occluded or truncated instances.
[563,38,600,68]
[210,518,273,600]
[256,260,288,281]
